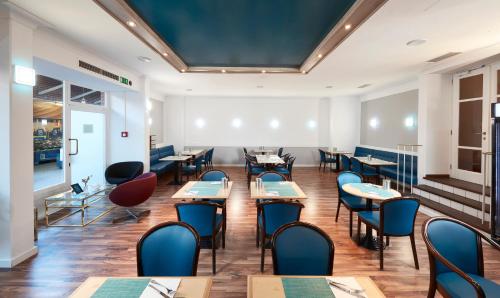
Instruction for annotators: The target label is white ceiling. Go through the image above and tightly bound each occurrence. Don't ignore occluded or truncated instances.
[8,0,500,98]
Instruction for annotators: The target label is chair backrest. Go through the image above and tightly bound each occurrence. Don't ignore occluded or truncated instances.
[199,169,229,181]
[341,154,351,171]
[257,171,287,182]
[259,201,303,235]
[243,147,248,154]
[287,156,296,172]
[272,222,334,275]
[423,217,482,276]
[137,221,200,276]
[105,161,144,184]
[175,202,219,237]
[281,153,291,163]
[318,149,326,162]
[208,148,214,161]
[194,155,204,170]
[350,157,362,173]
[277,147,284,157]
[108,172,157,207]
[336,171,362,198]
[380,197,419,236]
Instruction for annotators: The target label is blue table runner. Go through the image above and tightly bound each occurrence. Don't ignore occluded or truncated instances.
[91,278,150,298]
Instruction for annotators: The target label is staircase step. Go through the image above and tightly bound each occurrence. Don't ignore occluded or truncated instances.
[423,175,490,196]
[414,184,490,213]
[414,195,491,233]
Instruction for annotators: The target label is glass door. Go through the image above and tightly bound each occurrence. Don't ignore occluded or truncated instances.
[452,68,490,183]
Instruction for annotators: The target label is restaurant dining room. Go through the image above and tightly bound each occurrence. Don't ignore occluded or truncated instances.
[1,0,500,297]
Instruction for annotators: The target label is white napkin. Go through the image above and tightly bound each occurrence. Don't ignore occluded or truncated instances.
[140,278,181,298]
[327,277,367,298]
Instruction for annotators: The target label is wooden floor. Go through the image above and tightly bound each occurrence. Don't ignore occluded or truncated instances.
[0,167,499,297]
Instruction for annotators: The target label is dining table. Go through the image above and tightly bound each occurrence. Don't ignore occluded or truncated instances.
[321,149,352,172]
[353,156,397,184]
[70,276,212,298]
[255,154,284,169]
[160,155,191,185]
[247,275,385,298]
[342,182,401,250]
[250,181,307,201]
[171,181,233,201]
[253,148,275,155]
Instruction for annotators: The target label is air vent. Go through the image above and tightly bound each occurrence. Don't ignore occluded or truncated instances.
[78,60,132,86]
[358,83,371,89]
[426,52,461,63]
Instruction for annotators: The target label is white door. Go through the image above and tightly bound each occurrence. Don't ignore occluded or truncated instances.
[451,67,490,183]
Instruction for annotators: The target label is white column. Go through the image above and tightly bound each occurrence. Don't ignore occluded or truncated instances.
[0,10,37,268]
[141,76,150,172]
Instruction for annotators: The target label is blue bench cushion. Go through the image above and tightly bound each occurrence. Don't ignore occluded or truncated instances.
[158,145,175,159]
[437,272,500,298]
[150,160,174,174]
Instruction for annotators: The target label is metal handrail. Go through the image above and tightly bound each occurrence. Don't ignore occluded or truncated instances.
[482,152,492,224]
[396,144,422,194]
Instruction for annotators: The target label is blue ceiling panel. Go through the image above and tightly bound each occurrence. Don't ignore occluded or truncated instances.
[125,0,356,68]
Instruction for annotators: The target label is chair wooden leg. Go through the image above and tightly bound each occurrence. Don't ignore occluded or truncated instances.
[222,209,226,249]
[379,234,384,270]
[349,211,353,237]
[357,217,361,244]
[247,173,251,189]
[212,237,216,274]
[410,233,419,269]
[260,234,266,272]
[318,162,322,171]
[335,200,341,222]
[427,279,437,298]
[386,236,390,246]
[256,215,260,248]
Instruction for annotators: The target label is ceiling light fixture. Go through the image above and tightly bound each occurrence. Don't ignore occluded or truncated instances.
[126,20,136,27]
[406,39,427,47]
[181,69,186,72]
[358,83,371,89]
[256,85,264,88]
[301,70,306,74]
[317,54,323,58]
[138,56,151,63]
[326,86,333,89]
[344,24,352,30]
[261,70,266,74]
[162,52,168,57]
[221,69,226,73]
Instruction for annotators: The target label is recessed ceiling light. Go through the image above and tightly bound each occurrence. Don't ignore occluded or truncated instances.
[326,86,333,89]
[261,70,266,74]
[344,24,352,30]
[221,69,226,73]
[162,52,168,57]
[317,54,323,58]
[406,39,427,47]
[126,20,136,27]
[186,88,192,91]
[301,70,306,74]
[181,69,186,72]
[256,85,264,88]
[138,56,151,63]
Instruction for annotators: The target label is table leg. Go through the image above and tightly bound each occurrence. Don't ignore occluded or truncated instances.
[174,161,180,185]
[81,201,85,226]
[354,199,385,251]
[335,153,341,172]
[376,166,382,185]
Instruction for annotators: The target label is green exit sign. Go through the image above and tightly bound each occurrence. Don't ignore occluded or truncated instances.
[120,77,128,85]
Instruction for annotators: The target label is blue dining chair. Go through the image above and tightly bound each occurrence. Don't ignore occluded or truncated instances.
[272,222,334,275]
[357,197,420,270]
[182,155,204,181]
[318,149,335,172]
[422,217,500,298]
[350,157,378,183]
[341,154,351,171]
[246,155,265,188]
[175,202,223,274]
[274,156,296,180]
[277,147,284,157]
[335,171,378,237]
[258,201,304,272]
[137,221,200,276]
[199,169,229,248]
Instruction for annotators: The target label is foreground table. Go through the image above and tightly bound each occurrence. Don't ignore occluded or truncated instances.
[342,183,401,250]
[247,275,385,298]
[172,181,233,200]
[70,276,212,298]
[250,181,307,200]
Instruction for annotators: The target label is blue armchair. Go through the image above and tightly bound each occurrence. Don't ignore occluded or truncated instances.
[272,222,334,275]
[341,154,351,171]
[136,221,200,276]
[176,202,223,274]
[357,197,420,270]
[274,156,296,180]
[422,217,500,298]
[335,171,378,237]
[257,201,304,272]
[182,155,204,181]
[318,149,335,172]
[246,155,265,188]
[350,156,378,182]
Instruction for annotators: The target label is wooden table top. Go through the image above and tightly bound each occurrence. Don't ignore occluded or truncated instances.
[247,275,385,298]
[182,149,205,156]
[70,276,212,298]
[354,156,397,167]
[253,149,275,154]
[250,181,307,200]
[321,149,352,155]
[342,183,401,201]
[256,154,284,164]
[171,181,233,200]
[160,155,191,161]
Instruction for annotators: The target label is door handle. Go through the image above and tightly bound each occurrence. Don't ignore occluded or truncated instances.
[69,138,79,156]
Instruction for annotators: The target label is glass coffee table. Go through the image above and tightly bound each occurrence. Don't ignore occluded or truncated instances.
[44,185,115,227]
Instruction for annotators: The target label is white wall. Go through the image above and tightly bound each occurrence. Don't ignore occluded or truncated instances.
[329,96,361,153]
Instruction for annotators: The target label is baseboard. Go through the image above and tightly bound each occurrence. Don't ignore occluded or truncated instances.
[0,245,38,268]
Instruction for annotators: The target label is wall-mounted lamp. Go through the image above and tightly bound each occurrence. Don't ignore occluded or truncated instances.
[369,117,379,129]
[231,118,242,128]
[148,117,153,126]
[307,120,317,129]
[146,100,152,111]
[270,119,280,129]
[195,118,206,128]
[14,65,36,86]
[404,116,416,128]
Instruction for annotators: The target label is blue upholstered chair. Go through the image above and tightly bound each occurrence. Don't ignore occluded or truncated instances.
[335,171,378,237]
[175,202,223,274]
[182,155,204,181]
[137,221,200,276]
[272,222,334,275]
[274,157,296,180]
[357,197,420,270]
[341,154,351,171]
[257,201,304,272]
[350,157,378,183]
[199,169,229,248]
[318,149,335,172]
[277,147,284,157]
[246,155,265,188]
[202,148,214,169]
[422,217,500,298]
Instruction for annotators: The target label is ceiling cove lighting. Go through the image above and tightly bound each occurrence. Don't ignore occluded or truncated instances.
[195,118,206,128]
[148,117,153,126]
[221,69,226,73]
[270,119,280,129]
[162,52,168,57]
[231,118,242,128]
[126,20,136,27]
[369,117,379,129]
[405,116,416,128]
[344,24,352,30]
[307,120,317,129]
[138,56,151,63]
[14,65,36,86]
[406,39,427,47]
